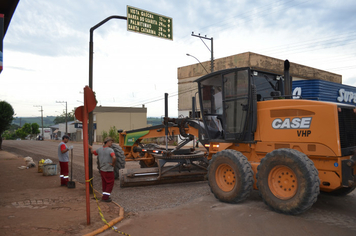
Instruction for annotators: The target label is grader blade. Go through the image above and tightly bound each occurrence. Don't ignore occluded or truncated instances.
[119,166,207,187]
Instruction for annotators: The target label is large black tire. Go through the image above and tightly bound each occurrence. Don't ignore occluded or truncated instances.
[112,144,126,179]
[322,186,356,196]
[257,148,320,215]
[139,143,160,168]
[208,149,254,203]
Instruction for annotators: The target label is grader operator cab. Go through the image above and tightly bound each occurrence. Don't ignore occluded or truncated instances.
[118,60,356,215]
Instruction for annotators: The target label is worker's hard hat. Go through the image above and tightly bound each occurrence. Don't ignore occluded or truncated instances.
[104,137,113,143]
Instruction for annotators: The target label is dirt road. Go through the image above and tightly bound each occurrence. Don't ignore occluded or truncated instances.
[2,140,356,236]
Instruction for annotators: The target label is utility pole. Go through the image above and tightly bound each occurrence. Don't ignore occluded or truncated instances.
[191,32,214,72]
[34,105,44,139]
[56,101,68,135]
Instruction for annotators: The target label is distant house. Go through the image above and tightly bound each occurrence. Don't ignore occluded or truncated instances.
[49,121,77,140]
[39,128,52,140]
[49,124,59,139]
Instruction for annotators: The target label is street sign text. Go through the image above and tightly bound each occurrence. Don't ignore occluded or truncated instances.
[127,6,173,40]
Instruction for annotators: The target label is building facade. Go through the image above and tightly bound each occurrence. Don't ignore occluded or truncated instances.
[93,106,147,142]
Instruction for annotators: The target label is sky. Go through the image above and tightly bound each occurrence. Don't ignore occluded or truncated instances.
[1,0,356,118]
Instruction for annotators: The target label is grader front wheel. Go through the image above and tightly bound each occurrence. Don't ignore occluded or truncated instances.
[257,148,320,215]
[208,149,254,203]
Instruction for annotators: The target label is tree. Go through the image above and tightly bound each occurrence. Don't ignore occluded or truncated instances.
[15,129,28,140]
[14,123,33,140]
[109,126,119,143]
[31,123,40,137]
[0,101,15,149]
[22,123,32,134]
[2,130,16,140]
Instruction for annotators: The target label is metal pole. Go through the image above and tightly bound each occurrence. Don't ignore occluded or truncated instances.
[88,15,127,194]
[41,106,44,139]
[56,101,68,136]
[33,105,43,139]
[211,37,214,72]
[65,101,68,135]
[191,32,214,73]
[88,38,94,193]
[164,93,169,151]
[82,96,90,225]
[192,97,196,148]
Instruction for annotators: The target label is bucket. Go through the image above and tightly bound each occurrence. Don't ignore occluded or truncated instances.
[43,164,57,176]
[38,162,43,173]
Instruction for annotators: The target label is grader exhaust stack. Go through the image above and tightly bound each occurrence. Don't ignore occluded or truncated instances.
[284,59,292,98]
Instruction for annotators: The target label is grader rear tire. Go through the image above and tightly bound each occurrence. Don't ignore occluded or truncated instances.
[257,148,320,215]
[208,149,254,203]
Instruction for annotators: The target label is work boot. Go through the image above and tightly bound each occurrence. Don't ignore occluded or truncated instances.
[101,198,112,202]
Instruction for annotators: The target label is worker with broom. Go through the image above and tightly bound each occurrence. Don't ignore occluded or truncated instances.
[89,137,116,202]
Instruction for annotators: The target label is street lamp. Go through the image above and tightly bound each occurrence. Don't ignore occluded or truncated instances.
[191,32,214,72]
[186,53,209,74]
[33,105,44,139]
[56,101,67,135]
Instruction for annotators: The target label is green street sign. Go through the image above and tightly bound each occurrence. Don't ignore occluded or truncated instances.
[127,6,173,40]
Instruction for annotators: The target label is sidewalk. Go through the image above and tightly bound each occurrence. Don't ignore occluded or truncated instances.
[0,150,124,236]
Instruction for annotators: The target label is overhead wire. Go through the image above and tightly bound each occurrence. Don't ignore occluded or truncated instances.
[185,0,356,74]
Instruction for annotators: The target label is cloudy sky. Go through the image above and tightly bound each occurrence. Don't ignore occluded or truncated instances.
[1,0,356,118]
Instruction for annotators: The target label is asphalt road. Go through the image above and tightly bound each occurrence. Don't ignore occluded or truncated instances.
[3,139,356,236]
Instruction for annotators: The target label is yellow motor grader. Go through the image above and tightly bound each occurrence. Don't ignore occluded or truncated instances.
[117,60,356,215]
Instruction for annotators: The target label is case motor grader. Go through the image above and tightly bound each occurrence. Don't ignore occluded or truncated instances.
[118,60,356,215]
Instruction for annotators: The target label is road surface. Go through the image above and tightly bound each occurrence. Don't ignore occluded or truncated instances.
[3,140,356,236]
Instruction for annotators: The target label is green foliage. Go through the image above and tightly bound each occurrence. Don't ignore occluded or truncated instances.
[22,123,32,134]
[15,129,28,139]
[101,130,108,142]
[2,130,16,140]
[0,101,15,135]
[12,122,39,140]
[31,123,40,135]
[108,126,119,143]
